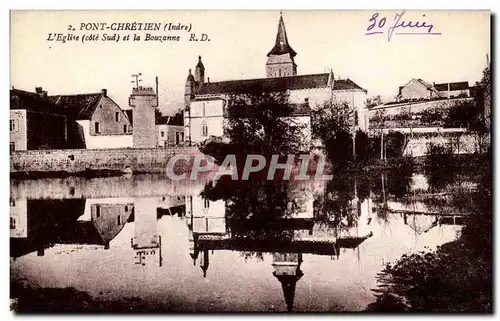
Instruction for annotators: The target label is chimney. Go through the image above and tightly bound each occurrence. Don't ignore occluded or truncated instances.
[207,77,210,83]
[42,91,47,98]
[35,87,43,94]
[101,89,107,97]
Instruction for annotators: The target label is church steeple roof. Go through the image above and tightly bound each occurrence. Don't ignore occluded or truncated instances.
[267,12,297,58]
[273,270,304,312]
[196,55,204,69]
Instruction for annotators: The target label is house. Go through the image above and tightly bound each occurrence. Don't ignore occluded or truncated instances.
[10,87,133,151]
[90,202,134,249]
[156,115,185,147]
[50,88,133,149]
[398,78,438,101]
[398,78,470,101]
[184,13,367,147]
[10,88,68,151]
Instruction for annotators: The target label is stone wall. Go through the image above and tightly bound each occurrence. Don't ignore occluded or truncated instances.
[10,147,201,174]
[369,97,473,116]
[403,132,489,157]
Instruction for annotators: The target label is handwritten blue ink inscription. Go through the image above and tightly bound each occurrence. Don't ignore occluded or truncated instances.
[366,11,441,41]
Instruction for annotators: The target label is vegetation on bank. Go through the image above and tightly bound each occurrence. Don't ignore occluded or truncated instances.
[366,151,492,313]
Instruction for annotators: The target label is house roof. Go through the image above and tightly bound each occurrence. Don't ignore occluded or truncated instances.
[10,89,65,115]
[156,114,184,126]
[196,73,364,96]
[48,93,103,120]
[398,78,436,95]
[434,81,469,91]
[156,115,170,125]
[125,110,133,126]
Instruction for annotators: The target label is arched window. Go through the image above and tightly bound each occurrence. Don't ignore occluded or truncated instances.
[202,122,208,137]
[278,69,281,77]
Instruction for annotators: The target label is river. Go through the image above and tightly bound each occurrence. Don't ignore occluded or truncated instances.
[10,169,475,312]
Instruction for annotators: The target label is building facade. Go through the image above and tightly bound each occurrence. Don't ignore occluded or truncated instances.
[50,88,133,149]
[10,88,68,151]
[156,115,185,147]
[129,86,158,148]
[183,13,368,147]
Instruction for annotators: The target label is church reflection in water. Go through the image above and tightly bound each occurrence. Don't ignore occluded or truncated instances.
[184,182,373,311]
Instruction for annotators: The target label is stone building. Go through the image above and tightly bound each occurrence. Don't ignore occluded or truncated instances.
[10,87,133,151]
[183,13,368,147]
[50,88,133,149]
[129,86,158,148]
[156,115,185,147]
[10,88,68,151]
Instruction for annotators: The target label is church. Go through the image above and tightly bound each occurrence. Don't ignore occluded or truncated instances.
[183,13,368,147]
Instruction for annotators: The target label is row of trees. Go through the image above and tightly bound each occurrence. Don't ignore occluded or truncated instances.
[311,100,407,167]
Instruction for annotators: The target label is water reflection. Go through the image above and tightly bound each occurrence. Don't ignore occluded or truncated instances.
[10,170,471,312]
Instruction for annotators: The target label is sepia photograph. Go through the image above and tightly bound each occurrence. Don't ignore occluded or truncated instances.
[9,10,492,313]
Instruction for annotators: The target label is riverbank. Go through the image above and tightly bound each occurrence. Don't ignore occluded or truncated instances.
[341,153,489,174]
[10,147,201,178]
[11,146,489,179]
[365,156,492,312]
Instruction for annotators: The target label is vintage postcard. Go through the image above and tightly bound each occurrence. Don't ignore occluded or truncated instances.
[9,10,491,313]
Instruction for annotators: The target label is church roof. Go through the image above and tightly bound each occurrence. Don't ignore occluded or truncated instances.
[196,73,364,96]
[267,14,297,58]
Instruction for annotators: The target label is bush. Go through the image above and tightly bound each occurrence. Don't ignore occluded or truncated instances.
[385,132,406,158]
[425,142,453,169]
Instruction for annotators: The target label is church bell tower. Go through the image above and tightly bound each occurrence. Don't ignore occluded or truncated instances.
[266,12,297,78]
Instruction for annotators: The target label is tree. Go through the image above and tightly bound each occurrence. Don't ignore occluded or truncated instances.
[200,90,306,170]
[444,100,485,132]
[366,95,383,108]
[355,130,376,161]
[311,100,355,166]
[201,178,303,242]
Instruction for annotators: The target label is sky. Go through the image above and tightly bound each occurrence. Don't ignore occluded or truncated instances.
[11,10,490,115]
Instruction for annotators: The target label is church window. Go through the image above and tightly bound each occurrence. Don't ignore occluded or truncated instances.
[202,103,206,116]
[279,69,281,77]
[202,122,208,137]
